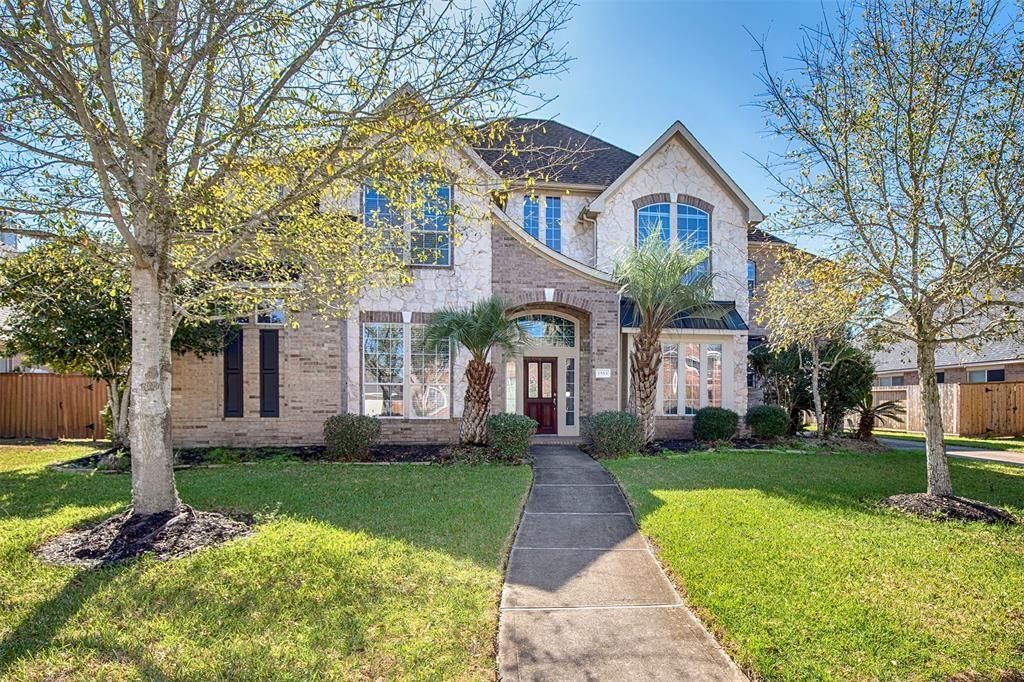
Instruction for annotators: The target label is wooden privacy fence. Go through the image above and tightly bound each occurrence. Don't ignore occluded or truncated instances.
[0,374,108,440]
[870,381,1024,436]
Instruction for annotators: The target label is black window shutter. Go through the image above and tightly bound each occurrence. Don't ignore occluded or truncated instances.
[260,329,280,417]
[224,331,244,417]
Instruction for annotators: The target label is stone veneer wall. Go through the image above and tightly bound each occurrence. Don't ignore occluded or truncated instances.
[171,311,343,447]
[593,136,751,324]
[489,223,621,422]
[504,191,597,266]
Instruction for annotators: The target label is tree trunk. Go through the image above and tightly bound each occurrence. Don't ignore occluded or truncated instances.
[629,327,662,445]
[461,357,494,445]
[106,378,126,448]
[117,370,131,446]
[810,344,825,439]
[129,264,180,515]
[857,412,874,441]
[917,339,953,497]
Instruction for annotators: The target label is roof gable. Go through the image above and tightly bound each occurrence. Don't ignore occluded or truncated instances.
[587,121,764,223]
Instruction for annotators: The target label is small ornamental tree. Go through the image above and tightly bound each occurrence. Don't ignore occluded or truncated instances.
[425,296,528,445]
[757,0,1024,497]
[0,237,232,446]
[757,251,862,439]
[0,0,573,519]
[614,239,718,445]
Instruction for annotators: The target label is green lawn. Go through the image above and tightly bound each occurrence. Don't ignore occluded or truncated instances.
[873,429,1024,452]
[607,449,1024,681]
[0,442,531,680]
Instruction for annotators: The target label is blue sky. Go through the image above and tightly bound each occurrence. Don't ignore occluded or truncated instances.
[529,0,834,247]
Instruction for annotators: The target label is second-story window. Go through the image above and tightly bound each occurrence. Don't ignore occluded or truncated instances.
[545,196,561,252]
[678,204,709,278]
[638,203,671,245]
[363,182,452,267]
[747,260,757,300]
[523,196,540,239]
[636,200,710,280]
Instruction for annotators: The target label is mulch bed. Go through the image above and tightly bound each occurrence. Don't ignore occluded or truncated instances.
[35,506,254,567]
[56,444,451,472]
[880,493,1019,525]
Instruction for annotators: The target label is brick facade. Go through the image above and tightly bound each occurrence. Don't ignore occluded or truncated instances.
[490,225,622,422]
[171,312,343,446]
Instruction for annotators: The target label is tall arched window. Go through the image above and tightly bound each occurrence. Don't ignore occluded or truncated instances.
[637,203,671,245]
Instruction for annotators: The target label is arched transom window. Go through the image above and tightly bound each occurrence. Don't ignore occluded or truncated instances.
[517,314,576,348]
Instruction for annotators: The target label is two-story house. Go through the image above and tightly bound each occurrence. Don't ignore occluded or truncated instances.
[171,117,769,446]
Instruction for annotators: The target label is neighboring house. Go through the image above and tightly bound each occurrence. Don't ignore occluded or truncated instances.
[872,336,1024,387]
[171,116,772,446]
[0,238,24,373]
[745,226,802,404]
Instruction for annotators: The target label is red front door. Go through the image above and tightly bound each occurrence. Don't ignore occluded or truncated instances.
[524,357,558,435]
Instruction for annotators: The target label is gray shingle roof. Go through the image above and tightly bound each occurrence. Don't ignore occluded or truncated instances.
[474,118,638,187]
[747,226,789,245]
[872,335,1024,372]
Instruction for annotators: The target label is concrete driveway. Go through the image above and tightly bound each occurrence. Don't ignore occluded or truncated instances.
[878,438,1024,467]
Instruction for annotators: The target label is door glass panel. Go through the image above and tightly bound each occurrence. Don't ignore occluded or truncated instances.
[505,360,517,413]
[565,359,576,426]
[528,362,539,398]
[542,362,553,397]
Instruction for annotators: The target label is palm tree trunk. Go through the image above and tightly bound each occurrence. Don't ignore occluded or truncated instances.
[629,328,661,445]
[461,358,494,445]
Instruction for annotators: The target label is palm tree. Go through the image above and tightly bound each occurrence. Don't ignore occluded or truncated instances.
[851,390,905,440]
[614,239,719,444]
[425,295,527,445]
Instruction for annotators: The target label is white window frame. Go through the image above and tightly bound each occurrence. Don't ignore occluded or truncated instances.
[878,374,905,387]
[522,194,563,252]
[362,322,452,419]
[652,340,725,416]
[635,200,711,274]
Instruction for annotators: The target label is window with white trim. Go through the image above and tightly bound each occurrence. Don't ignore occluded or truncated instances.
[523,196,540,239]
[363,182,452,266]
[636,200,710,278]
[655,341,722,415]
[878,374,905,387]
[545,196,562,252]
[747,260,757,300]
[362,322,451,418]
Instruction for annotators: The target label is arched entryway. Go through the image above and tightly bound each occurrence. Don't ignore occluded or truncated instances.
[506,310,582,437]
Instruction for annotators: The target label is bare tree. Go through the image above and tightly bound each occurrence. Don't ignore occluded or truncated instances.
[0,0,572,517]
[756,0,1024,497]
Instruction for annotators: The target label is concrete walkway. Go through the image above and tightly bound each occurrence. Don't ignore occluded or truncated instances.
[879,437,1024,467]
[498,445,746,681]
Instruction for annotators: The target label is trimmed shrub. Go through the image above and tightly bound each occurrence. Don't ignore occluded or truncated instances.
[486,413,538,463]
[323,414,381,461]
[693,407,739,442]
[745,404,789,440]
[587,411,644,458]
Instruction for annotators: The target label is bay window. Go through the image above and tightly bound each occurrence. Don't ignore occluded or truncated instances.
[654,341,724,416]
[363,322,451,418]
